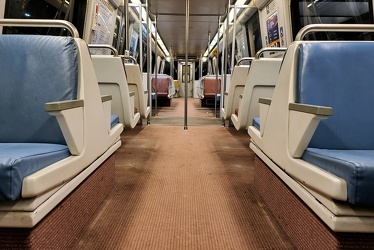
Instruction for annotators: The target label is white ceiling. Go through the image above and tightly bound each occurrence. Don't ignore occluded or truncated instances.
[148,0,233,59]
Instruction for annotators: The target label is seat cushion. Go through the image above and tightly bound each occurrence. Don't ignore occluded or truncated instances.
[252,117,260,131]
[110,115,119,128]
[0,143,70,201]
[0,35,78,144]
[302,148,374,207]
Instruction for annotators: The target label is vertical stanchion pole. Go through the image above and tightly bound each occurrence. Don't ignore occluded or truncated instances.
[231,5,237,74]
[146,0,151,124]
[216,16,220,119]
[139,5,143,72]
[224,1,229,113]
[199,55,202,83]
[170,46,174,97]
[207,32,211,75]
[125,0,129,51]
[184,0,189,130]
[170,46,173,78]
[155,16,158,116]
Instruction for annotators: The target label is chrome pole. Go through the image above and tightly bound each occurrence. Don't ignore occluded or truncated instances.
[139,4,143,72]
[146,0,151,124]
[207,31,211,75]
[184,0,189,130]
[216,16,220,119]
[230,5,237,74]
[224,2,229,110]
[125,0,129,51]
[155,15,158,116]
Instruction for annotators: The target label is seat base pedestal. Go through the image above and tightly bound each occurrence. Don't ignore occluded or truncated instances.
[254,155,374,249]
[0,154,115,249]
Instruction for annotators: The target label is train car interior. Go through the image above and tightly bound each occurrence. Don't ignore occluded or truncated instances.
[1,0,374,249]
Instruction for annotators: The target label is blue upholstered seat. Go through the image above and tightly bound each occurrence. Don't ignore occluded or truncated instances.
[0,35,78,201]
[297,42,374,206]
[252,117,260,131]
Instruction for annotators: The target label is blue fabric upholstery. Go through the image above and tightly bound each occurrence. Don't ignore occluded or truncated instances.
[252,117,260,131]
[0,35,78,145]
[0,35,77,201]
[111,115,119,128]
[0,143,70,201]
[296,42,374,207]
[303,148,374,207]
[296,42,374,150]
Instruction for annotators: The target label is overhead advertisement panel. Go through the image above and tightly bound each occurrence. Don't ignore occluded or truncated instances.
[90,0,116,54]
[266,12,280,47]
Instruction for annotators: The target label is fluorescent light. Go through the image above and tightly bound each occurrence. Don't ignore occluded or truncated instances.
[203,0,248,57]
[130,1,170,57]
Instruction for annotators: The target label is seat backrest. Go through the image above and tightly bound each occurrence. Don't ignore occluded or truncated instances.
[203,77,221,96]
[296,42,374,149]
[124,63,150,118]
[233,58,282,130]
[0,35,78,144]
[152,75,171,95]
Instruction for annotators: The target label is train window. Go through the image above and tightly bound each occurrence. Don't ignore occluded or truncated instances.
[112,16,121,49]
[4,0,86,37]
[4,0,66,34]
[291,0,373,40]
[163,60,171,75]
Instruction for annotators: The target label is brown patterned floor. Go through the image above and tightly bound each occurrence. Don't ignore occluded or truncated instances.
[70,126,295,249]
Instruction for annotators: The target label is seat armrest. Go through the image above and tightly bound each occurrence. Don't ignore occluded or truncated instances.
[259,98,272,105]
[289,103,332,116]
[288,103,332,158]
[101,95,112,103]
[45,99,84,111]
[45,100,84,155]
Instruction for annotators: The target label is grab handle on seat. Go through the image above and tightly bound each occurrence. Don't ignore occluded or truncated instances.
[88,44,118,56]
[121,55,138,64]
[0,19,79,38]
[296,24,374,41]
[255,47,287,59]
[236,57,253,66]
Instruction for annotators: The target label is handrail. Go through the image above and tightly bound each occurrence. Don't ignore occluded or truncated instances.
[0,19,79,38]
[87,44,118,56]
[121,55,138,64]
[255,47,287,59]
[296,24,374,41]
[236,57,254,66]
